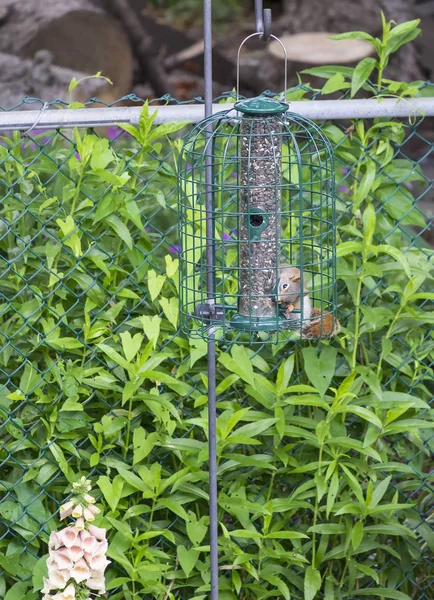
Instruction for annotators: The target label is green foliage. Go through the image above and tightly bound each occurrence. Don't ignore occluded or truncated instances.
[0,16,433,600]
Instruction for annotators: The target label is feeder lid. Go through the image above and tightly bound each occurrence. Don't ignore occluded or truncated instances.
[234,96,289,115]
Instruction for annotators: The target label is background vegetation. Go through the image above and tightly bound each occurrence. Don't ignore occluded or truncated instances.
[0,18,433,600]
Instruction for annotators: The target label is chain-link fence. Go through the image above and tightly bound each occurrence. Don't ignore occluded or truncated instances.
[0,91,433,600]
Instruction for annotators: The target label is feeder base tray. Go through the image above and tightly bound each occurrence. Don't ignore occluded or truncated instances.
[230,313,297,332]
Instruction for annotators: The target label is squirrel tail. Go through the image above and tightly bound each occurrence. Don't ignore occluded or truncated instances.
[302,308,340,339]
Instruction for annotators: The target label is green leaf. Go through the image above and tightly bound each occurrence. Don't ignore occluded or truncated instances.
[276,354,294,395]
[326,470,339,518]
[105,214,133,249]
[346,589,410,600]
[354,160,377,209]
[351,560,379,584]
[90,138,115,171]
[351,58,376,97]
[19,363,42,394]
[377,186,425,227]
[231,345,255,385]
[265,531,308,539]
[364,524,416,538]
[363,203,376,248]
[97,475,124,512]
[218,347,255,386]
[133,428,159,464]
[123,200,144,231]
[157,498,189,520]
[5,581,29,600]
[227,418,277,442]
[389,19,420,40]
[305,566,322,600]
[159,296,179,329]
[335,405,382,429]
[98,343,133,372]
[186,518,207,546]
[177,545,199,577]
[302,346,337,398]
[229,529,263,539]
[321,73,350,95]
[331,31,375,43]
[370,476,391,508]
[120,331,143,362]
[93,168,130,188]
[336,241,363,256]
[117,122,142,143]
[309,524,345,534]
[139,315,161,349]
[68,77,79,93]
[148,121,191,145]
[351,521,364,550]
[301,66,354,79]
[372,244,411,278]
[32,555,48,592]
[148,269,166,302]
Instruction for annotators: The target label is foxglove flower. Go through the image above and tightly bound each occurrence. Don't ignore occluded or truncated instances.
[42,477,108,600]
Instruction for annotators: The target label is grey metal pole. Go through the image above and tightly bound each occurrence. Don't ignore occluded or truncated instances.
[204,1,219,599]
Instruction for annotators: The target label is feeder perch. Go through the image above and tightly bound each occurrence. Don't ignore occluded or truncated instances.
[178,94,337,344]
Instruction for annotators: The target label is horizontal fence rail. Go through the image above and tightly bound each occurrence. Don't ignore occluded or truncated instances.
[1,97,434,129]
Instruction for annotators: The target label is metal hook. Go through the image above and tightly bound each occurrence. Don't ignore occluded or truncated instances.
[236,33,288,102]
[255,0,272,41]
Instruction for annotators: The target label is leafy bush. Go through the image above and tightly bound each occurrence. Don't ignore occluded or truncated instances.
[0,16,433,600]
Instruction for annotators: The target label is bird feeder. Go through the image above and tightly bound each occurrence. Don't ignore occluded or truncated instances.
[178,95,337,345]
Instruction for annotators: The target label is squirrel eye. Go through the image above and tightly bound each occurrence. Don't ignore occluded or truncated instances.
[281,283,289,290]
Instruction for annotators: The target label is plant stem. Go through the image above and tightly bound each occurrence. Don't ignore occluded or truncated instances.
[124,391,135,459]
[376,306,402,376]
[351,271,364,370]
[71,170,84,216]
[312,442,324,568]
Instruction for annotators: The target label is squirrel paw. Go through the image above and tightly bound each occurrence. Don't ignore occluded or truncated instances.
[284,304,295,319]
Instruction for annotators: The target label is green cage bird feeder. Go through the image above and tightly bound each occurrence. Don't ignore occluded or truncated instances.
[178,95,337,344]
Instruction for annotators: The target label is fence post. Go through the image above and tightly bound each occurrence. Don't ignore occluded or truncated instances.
[204,1,219,599]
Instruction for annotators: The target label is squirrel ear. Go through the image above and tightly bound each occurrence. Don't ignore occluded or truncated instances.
[291,271,301,282]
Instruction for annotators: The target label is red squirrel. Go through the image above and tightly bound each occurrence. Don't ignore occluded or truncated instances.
[277,265,339,339]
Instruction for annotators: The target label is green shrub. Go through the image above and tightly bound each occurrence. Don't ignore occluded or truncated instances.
[0,16,433,600]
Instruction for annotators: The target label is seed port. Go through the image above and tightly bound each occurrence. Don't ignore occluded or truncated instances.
[250,214,264,227]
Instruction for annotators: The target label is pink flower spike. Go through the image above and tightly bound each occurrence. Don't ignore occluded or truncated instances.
[49,531,62,550]
[88,524,106,540]
[83,507,95,522]
[58,526,78,548]
[72,504,83,518]
[42,577,53,593]
[71,557,91,583]
[59,501,74,520]
[47,569,69,589]
[87,577,106,592]
[87,504,100,516]
[52,583,76,600]
[47,557,59,573]
[80,530,98,553]
[75,517,85,531]
[84,493,96,504]
[89,553,110,571]
[52,550,73,570]
[96,539,108,555]
[65,544,84,562]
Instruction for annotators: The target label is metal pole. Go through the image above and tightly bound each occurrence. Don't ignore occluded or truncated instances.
[2,97,434,131]
[204,1,218,599]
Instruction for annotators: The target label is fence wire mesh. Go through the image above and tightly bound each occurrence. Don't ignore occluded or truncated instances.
[0,88,433,600]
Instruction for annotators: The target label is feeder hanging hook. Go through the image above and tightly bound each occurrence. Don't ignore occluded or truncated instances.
[255,0,272,41]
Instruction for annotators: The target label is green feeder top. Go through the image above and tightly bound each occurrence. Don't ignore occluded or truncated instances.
[234,96,289,116]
